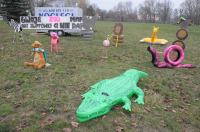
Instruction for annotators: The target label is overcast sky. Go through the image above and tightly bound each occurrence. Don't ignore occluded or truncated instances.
[89,0,185,11]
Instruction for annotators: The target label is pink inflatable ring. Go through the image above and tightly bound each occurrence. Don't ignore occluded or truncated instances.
[147,45,194,68]
[164,45,184,66]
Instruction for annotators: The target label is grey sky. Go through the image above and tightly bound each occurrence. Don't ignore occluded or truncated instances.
[89,0,185,11]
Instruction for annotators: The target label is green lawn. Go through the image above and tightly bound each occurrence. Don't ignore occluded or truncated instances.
[0,21,200,132]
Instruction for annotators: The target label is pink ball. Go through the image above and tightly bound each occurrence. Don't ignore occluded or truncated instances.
[103,39,110,47]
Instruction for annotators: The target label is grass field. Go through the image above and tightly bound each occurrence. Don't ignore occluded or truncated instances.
[0,21,200,132]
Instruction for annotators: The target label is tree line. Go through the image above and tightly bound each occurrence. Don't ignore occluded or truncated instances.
[94,0,200,25]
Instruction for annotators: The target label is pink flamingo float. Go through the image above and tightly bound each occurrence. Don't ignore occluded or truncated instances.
[50,32,62,53]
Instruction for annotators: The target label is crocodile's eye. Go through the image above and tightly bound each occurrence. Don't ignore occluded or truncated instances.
[101,92,109,96]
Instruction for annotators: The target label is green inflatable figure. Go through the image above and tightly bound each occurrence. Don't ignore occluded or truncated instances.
[76,69,148,122]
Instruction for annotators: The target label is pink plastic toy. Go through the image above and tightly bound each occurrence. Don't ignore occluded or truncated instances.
[102,38,110,58]
[148,45,195,68]
[103,38,110,47]
[50,32,62,53]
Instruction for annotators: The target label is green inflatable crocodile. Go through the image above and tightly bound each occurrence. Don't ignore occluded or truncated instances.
[76,69,148,122]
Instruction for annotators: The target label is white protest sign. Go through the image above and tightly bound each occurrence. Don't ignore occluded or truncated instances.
[20,16,83,30]
[35,7,83,17]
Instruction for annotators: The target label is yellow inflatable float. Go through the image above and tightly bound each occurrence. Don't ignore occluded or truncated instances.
[140,26,168,45]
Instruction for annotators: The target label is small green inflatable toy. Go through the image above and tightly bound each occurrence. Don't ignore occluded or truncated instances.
[76,69,148,122]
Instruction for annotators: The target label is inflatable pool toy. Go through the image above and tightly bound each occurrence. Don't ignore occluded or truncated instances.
[76,69,148,122]
[50,32,62,53]
[102,37,110,59]
[148,45,194,68]
[140,26,168,45]
[103,38,110,47]
[24,41,50,69]
[147,18,194,68]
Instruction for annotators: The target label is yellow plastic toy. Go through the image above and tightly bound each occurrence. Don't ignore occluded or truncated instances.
[24,41,50,69]
[140,26,168,45]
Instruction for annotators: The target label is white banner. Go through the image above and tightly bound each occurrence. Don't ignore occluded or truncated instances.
[35,7,83,17]
[20,16,83,30]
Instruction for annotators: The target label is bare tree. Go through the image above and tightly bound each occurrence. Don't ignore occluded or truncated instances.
[181,0,200,25]
[156,0,172,23]
[97,9,107,21]
[124,1,133,15]
[36,0,51,7]
[112,1,137,22]
[79,0,89,15]
[131,8,138,21]
[85,5,95,16]
[113,1,124,21]
[91,3,98,11]
[138,0,157,23]
[138,0,173,23]
[138,4,148,22]
[172,8,180,23]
